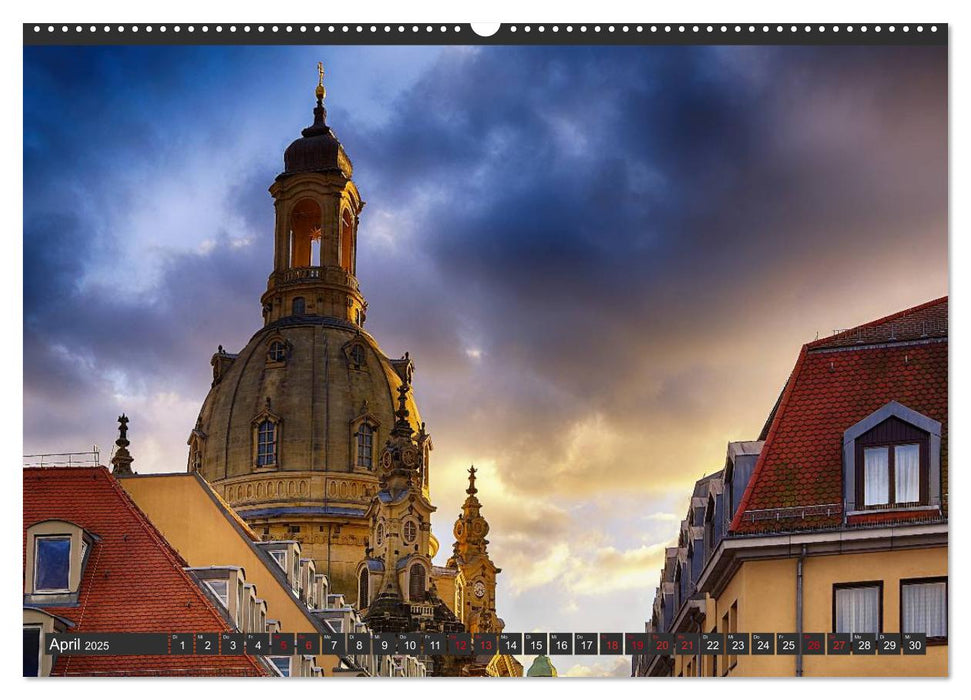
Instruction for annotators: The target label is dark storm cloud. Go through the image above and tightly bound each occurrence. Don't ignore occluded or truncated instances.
[22,45,948,653]
[23,44,946,495]
[335,44,946,495]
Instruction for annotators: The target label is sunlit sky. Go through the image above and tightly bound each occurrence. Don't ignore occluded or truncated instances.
[23,44,946,676]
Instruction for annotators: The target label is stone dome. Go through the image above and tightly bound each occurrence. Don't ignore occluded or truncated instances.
[194,315,423,490]
[280,102,352,178]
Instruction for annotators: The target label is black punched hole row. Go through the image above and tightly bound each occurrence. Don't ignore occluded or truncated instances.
[24,23,946,46]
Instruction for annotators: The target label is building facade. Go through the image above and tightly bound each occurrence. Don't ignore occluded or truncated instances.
[23,465,271,677]
[120,470,430,676]
[182,68,518,677]
[190,70,430,598]
[634,297,948,677]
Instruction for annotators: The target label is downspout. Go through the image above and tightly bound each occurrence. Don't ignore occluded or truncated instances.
[696,612,703,678]
[796,544,807,677]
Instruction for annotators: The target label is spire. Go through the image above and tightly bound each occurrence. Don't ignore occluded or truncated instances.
[391,381,413,438]
[303,62,329,136]
[111,414,135,476]
[467,465,478,496]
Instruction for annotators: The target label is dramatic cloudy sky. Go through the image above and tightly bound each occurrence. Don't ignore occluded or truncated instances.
[23,43,946,676]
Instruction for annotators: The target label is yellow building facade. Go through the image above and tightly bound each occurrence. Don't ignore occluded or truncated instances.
[120,473,347,675]
[636,299,949,678]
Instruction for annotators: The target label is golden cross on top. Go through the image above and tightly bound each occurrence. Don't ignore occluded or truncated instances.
[315,62,326,101]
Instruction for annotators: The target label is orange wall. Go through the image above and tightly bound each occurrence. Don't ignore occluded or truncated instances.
[121,474,342,675]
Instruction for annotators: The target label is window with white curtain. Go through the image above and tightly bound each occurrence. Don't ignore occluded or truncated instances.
[862,442,923,507]
[895,444,921,503]
[902,579,947,641]
[864,448,890,506]
[834,584,881,635]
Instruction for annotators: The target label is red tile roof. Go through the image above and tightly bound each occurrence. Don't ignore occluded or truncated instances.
[731,297,948,534]
[23,466,267,676]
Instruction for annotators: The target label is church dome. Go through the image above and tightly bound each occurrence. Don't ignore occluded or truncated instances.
[283,122,348,177]
[280,78,353,179]
[195,317,423,487]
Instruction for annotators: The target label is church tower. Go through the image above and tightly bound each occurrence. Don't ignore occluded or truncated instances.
[262,63,366,327]
[448,466,505,634]
[357,382,462,638]
[190,67,435,598]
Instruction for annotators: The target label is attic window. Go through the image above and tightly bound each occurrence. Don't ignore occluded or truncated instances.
[862,444,922,506]
[270,550,287,572]
[34,536,71,593]
[25,521,92,600]
[843,402,942,515]
[856,421,928,508]
[206,579,229,608]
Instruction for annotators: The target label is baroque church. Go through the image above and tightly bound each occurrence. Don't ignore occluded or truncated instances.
[188,67,520,677]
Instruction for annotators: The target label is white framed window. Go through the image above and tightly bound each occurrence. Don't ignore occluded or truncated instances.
[895,444,921,504]
[236,579,245,629]
[844,404,940,513]
[863,443,922,506]
[34,536,72,593]
[863,447,890,506]
[834,583,882,635]
[901,578,947,642]
[270,657,291,677]
[270,550,286,572]
[205,579,229,608]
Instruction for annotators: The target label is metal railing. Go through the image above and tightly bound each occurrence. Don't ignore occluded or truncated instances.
[740,503,842,522]
[828,318,947,345]
[23,451,101,468]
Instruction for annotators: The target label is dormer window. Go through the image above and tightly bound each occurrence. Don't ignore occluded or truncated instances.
[862,443,922,507]
[205,579,229,607]
[844,402,940,514]
[270,550,287,572]
[25,520,94,601]
[34,536,71,592]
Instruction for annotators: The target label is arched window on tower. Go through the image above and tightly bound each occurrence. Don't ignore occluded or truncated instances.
[288,198,322,269]
[358,568,369,609]
[356,423,374,469]
[340,209,354,274]
[256,420,277,467]
[409,563,426,602]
